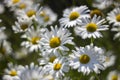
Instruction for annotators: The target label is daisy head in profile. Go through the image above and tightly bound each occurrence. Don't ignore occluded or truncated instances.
[41,25,74,56]
[21,26,44,52]
[74,15,108,39]
[69,45,105,75]
[44,57,69,79]
[107,70,120,80]
[107,7,120,27]
[59,5,90,28]
[0,40,12,60]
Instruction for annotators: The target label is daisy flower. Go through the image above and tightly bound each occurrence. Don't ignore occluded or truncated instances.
[4,0,21,7]
[69,45,105,75]
[41,25,74,56]
[111,26,120,40]
[90,9,103,18]
[92,0,112,10]
[0,27,7,40]
[107,7,120,27]
[14,47,29,59]
[15,0,33,10]
[0,40,12,60]
[3,62,24,80]
[59,5,90,28]
[0,3,5,14]
[16,3,41,20]
[103,51,116,68]
[36,6,57,26]
[38,51,57,65]
[19,63,47,80]
[74,15,108,39]
[12,16,32,33]
[44,57,69,79]
[21,26,44,52]
[107,70,120,80]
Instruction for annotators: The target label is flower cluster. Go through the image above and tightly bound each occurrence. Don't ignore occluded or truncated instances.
[0,0,120,80]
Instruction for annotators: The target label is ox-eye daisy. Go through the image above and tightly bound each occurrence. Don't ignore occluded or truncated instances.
[41,25,74,56]
[69,45,105,75]
[59,5,90,28]
[19,63,47,80]
[0,27,7,40]
[103,51,116,68]
[0,40,12,60]
[107,8,120,27]
[92,0,112,10]
[12,16,32,33]
[74,15,108,39]
[111,26,120,40]
[45,57,69,79]
[36,6,57,26]
[16,3,41,20]
[3,62,24,80]
[107,70,120,80]
[21,26,44,52]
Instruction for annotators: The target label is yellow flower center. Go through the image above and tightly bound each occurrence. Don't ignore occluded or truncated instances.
[19,3,26,9]
[12,0,20,4]
[26,10,36,17]
[86,23,97,32]
[49,37,61,48]
[44,15,50,22]
[0,47,6,54]
[79,54,90,64]
[69,12,80,21]
[54,63,62,70]
[49,56,56,63]
[90,9,103,18]
[31,37,40,44]
[9,70,17,76]
[116,14,120,22]
[105,57,110,62]
[112,75,118,80]
[20,24,28,30]
[39,11,46,17]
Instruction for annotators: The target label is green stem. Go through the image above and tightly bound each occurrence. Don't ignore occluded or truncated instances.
[94,72,100,80]
[91,37,94,44]
[32,19,37,30]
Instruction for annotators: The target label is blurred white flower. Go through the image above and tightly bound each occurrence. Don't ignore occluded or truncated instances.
[36,6,57,26]
[103,51,116,68]
[111,26,120,40]
[107,70,120,80]
[0,40,12,60]
[12,16,32,33]
[3,62,24,80]
[19,63,47,80]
